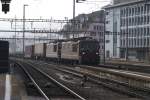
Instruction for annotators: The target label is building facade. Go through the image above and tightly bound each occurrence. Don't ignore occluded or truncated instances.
[105,6,121,59]
[105,0,150,61]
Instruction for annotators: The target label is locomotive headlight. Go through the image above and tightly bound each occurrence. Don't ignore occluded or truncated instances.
[82,52,86,55]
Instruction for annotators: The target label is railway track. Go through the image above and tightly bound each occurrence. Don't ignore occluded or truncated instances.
[12,58,139,100]
[17,59,150,100]
[14,60,86,100]
[27,59,150,92]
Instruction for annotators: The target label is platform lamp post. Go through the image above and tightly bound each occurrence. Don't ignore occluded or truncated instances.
[23,4,28,58]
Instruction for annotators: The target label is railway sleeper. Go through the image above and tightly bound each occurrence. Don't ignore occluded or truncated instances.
[97,72,150,92]
[78,68,150,92]
[27,59,150,92]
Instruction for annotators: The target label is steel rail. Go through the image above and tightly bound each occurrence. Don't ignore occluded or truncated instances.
[27,60,150,99]
[17,60,86,100]
[13,58,150,99]
[16,62,50,100]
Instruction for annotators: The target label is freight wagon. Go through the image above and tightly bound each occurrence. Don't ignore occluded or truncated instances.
[25,45,34,58]
[34,43,46,59]
[46,42,61,62]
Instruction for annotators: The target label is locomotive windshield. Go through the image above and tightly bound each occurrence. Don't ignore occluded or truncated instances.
[80,41,99,52]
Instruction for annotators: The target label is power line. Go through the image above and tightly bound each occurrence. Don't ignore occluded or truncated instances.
[0,29,95,34]
[0,37,55,40]
[0,18,80,23]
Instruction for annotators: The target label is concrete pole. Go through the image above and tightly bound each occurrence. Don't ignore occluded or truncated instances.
[14,16,16,55]
[125,7,128,61]
[23,4,28,58]
[103,13,106,64]
[73,0,76,38]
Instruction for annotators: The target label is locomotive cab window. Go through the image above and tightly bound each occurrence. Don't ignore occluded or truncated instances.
[81,42,99,51]
[72,44,78,52]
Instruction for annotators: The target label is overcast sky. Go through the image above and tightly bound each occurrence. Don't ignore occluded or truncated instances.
[0,0,111,38]
[0,0,111,19]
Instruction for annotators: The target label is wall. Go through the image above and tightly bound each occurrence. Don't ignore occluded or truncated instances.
[105,8,120,59]
[113,0,142,4]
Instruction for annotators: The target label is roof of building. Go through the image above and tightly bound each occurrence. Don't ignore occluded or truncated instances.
[103,0,145,9]
[113,0,141,4]
[75,10,105,23]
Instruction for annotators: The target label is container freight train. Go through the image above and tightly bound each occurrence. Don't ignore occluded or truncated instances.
[25,38,100,65]
[0,41,9,73]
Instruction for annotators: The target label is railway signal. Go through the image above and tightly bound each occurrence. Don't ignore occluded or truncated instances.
[1,0,11,14]
[2,3,9,14]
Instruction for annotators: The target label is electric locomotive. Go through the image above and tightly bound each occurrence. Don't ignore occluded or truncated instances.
[61,37,100,64]
[79,39,99,64]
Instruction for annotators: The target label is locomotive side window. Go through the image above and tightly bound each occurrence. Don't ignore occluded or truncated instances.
[72,44,78,52]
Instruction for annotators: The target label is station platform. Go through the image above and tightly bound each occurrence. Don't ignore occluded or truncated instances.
[0,74,44,100]
[106,59,150,67]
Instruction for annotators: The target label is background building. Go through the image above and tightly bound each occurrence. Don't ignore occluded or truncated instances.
[104,5,121,59]
[105,0,150,62]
